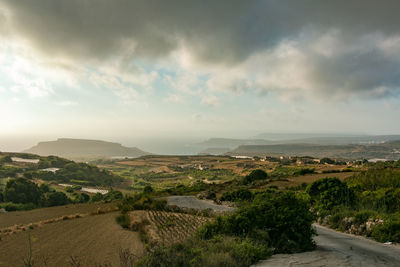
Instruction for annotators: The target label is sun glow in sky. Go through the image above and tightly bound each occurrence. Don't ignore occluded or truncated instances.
[1,0,400,151]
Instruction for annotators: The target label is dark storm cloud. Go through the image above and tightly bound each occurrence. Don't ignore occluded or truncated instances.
[2,0,400,97]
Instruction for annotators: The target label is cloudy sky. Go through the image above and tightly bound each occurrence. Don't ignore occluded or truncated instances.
[1,0,400,151]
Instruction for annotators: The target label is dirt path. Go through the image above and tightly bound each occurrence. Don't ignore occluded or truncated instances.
[255,224,400,266]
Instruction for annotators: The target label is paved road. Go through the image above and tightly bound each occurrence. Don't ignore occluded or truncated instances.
[256,224,400,267]
[166,196,235,212]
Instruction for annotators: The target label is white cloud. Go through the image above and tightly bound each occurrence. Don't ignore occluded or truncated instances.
[164,94,184,104]
[201,95,219,107]
[57,101,78,107]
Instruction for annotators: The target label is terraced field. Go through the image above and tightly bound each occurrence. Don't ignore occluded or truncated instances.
[130,210,212,246]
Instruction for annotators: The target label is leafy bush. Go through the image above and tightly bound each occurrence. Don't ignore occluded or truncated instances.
[90,193,104,202]
[354,210,378,225]
[76,193,90,203]
[65,186,74,193]
[306,178,354,211]
[164,181,209,195]
[103,190,123,202]
[31,161,123,186]
[136,236,271,267]
[0,202,36,211]
[39,183,50,193]
[371,217,400,243]
[242,169,268,185]
[143,185,154,195]
[205,191,216,200]
[220,188,253,202]
[358,188,400,213]
[118,194,167,212]
[347,169,400,191]
[116,213,131,229]
[3,178,41,204]
[46,191,69,206]
[270,166,315,178]
[199,191,316,253]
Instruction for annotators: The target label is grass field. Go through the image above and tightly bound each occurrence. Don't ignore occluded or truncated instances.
[0,211,145,266]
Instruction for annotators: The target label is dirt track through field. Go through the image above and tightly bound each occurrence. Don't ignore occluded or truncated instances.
[0,212,145,267]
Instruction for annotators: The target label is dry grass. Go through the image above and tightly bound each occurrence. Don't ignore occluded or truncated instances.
[129,210,212,247]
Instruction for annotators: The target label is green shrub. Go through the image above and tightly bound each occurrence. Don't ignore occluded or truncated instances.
[39,183,50,193]
[347,169,400,191]
[136,236,271,267]
[205,191,216,200]
[103,190,123,202]
[306,178,354,211]
[354,210,378,225]
[242,170,268,185]
[3,178,41,204]
[220,189,253,202]
[76,193,90,203]
[199,191,316,253]
[143,185,154,195]
[327,208,354,231]
[371,217,400,242]
[46,191,69,207]
[0,202,36,211]
[90,192,104,202]
[65,186,74,193]
[116,213,131,229]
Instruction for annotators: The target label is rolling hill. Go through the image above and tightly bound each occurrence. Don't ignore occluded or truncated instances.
[229,142,400,160]
[194,138,272,149]
[24,138,149,161]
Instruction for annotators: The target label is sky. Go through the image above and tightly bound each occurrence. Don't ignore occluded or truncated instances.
[1,0,400,152]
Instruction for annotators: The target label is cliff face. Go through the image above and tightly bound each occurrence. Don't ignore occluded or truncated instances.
[24,138,149,160]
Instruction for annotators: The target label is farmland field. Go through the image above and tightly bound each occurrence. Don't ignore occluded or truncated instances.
[0,212,145,266]
[265,171,356,189]
[130,210,212,246]
[0,202,117,228]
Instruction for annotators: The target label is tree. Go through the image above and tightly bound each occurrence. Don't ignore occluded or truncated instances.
[242,169,268,185]
[320,158,335,165]
[199,191,316,253]
[77,193,90,203]
[39,183,50,193]
[306,177,354,211]
[104,190,123,202]
[1,156,12,163]
[46,191,69,206]
[143,185,154,195]
[3,178,41,204]
[91,192,103,202]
